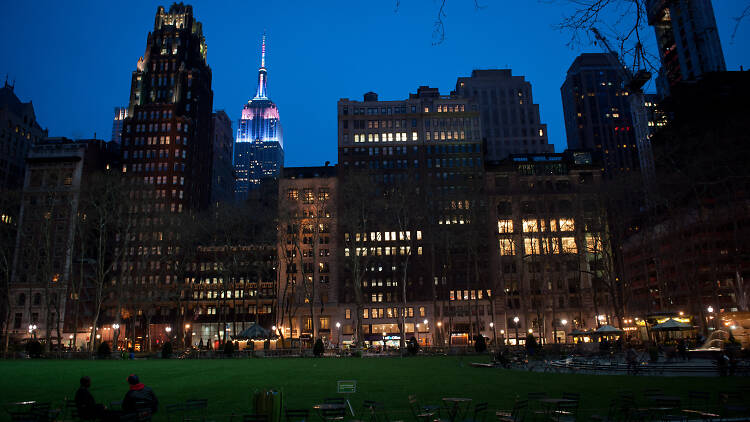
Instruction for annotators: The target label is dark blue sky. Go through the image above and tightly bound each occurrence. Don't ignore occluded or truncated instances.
[2,1,747,167]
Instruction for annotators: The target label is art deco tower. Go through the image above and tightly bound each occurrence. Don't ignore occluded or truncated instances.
[233,34,284,201]
[117,4,214,333]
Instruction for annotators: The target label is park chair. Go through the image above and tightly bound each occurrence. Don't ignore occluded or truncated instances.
[285,409,310,422]
[243,415,269,422]
[719,392,749,418]
[9,412,38,422]
[642,389,664,402]
[651,398,681,421]
[526,392,547,420]
[618,394,649,422]
[464,402,488,422]
[352,401,381,422]
[165,403,185,422]
[324,398,346,406]
[589,398,619,422]
[681,391,719,421]
[495,400,527,422]
[184,399,208,421]
[548,401,578,422]
[408,396,436,422]
[321,408,346,422]
[561,394,579,403]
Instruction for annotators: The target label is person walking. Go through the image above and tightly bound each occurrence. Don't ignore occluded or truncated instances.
[122,374,159,416]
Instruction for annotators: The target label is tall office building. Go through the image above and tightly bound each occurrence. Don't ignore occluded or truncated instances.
[0,81,47,190]
[561,53,640,178]
[211,110,235,205]
[337,87,487,346]
[9,137,118,343]
[454,70,552,160]
[117,3,214,339]
[647,0,726,96]
[111,107,129,145]
[233,34,284,201]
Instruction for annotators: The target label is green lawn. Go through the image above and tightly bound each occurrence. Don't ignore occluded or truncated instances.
[0,356,744,421]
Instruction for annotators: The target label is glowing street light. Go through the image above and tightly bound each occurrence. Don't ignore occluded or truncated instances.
[513,316,520,345]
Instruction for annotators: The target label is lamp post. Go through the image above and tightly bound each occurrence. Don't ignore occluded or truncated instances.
[489,322,496,348]
[28,324,38,340]
[165,326,172,345]
[707,306,715,331]
[437,321,443,346]
[184,324,191,348]
[335,322,341,348]
[513,316,520,346]
[112,323,120,351]
[561,319,568,344]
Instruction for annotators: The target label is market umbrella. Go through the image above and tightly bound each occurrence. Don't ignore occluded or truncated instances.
[233,324,272,340]
[651,319,692,331]
[569,329,589,337]
[594,325,623,335]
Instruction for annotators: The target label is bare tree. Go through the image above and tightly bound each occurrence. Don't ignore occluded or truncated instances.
[0,189,21,355]
[339,171,381,348]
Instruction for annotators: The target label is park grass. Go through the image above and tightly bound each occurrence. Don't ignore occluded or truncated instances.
[0,356,745,421]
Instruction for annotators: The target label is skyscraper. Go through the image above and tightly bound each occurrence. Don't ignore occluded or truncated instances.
[454,70,552,160]
[647,0,726,96]
[337,87,487,346]
[561,53,640,178]
[117,3,214,344]
[211,110,235,205]
[233,34,284,201]
[111,107,128,145]
[0,81,47,190]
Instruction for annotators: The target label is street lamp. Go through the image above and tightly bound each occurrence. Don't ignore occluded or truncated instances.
[335,322,341,348]
[184,324,191,348]
[561,319,568,344]
[513,316,520,346]
[69,334,74,349]
[112,323,120,351]
[707,306,715,331]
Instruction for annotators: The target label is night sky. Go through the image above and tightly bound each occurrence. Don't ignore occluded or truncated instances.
[2,1,747,167]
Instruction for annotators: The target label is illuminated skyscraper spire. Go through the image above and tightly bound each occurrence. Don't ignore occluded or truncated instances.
[254,33,268,99]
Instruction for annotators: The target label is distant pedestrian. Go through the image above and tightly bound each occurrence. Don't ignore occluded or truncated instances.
[677,339,688,361]
[625,344,638,375]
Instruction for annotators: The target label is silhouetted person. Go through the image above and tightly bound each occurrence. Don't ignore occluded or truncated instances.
[122,374,158,416]
[75,376,105,420]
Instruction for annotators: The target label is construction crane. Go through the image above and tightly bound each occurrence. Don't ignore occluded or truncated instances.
[591,27,656,201]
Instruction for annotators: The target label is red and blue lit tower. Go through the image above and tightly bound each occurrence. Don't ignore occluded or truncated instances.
[233,33,284,200]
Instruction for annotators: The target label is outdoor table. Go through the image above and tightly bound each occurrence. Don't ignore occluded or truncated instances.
[441,398,472,422]
[313,403,349,421]
[535,398,576,417]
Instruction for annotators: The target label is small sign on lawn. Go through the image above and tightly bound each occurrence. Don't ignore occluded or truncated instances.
[337,380,357,394]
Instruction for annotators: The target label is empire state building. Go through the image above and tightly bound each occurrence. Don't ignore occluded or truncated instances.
[233,34,284,200]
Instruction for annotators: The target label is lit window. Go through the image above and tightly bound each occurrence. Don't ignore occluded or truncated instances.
[499,238,514,256]
[524,238,540,255]
[498,219,513,233]
[558,218,574,232]
[561,237,577,254]
[522,219,538,233]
